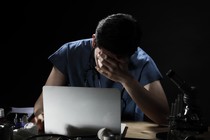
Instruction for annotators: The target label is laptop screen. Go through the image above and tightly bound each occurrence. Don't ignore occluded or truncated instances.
[42,86,121,137]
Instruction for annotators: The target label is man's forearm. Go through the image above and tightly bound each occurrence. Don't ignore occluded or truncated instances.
[34,93,44,117]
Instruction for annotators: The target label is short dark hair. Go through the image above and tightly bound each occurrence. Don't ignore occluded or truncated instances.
[95,13,141,58]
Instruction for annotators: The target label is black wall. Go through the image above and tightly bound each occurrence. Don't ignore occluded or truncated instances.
[1,1,210,124]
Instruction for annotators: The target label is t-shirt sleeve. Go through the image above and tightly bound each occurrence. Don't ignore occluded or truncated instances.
[140,56,163,86]
[48,43,69,76]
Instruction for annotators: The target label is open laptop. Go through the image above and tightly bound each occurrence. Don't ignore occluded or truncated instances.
[42,86,121,138]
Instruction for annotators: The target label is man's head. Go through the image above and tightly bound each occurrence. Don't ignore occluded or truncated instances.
[93,13,141,58]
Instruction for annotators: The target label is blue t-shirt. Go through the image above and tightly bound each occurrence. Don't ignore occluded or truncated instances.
[48,38,163,121]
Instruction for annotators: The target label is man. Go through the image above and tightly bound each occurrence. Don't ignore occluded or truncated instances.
[34,13,169,132]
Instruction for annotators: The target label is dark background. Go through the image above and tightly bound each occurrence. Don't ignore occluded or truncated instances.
[1,1,210,124]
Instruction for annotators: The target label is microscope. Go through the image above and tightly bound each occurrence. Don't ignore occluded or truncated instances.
[165,69,208,140]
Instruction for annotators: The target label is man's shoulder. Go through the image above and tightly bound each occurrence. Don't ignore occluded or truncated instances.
[66,38,92,45]
[61,38,92,50]
[134,47,150,61]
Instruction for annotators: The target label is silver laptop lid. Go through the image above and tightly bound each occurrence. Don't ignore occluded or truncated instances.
[42,86,121,137]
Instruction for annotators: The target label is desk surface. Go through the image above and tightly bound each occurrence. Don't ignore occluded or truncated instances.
[123,121,168,139]
[123,121,210,140]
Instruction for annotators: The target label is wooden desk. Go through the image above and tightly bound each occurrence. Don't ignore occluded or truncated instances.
[123,121,168,139]
[123,121,210,140]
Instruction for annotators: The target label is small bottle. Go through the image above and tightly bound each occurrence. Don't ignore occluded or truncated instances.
[0,108,5,139]
[21,114,28,127]
[0,108,5,124]
[14,113,22,129]
[0,108,13,140]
